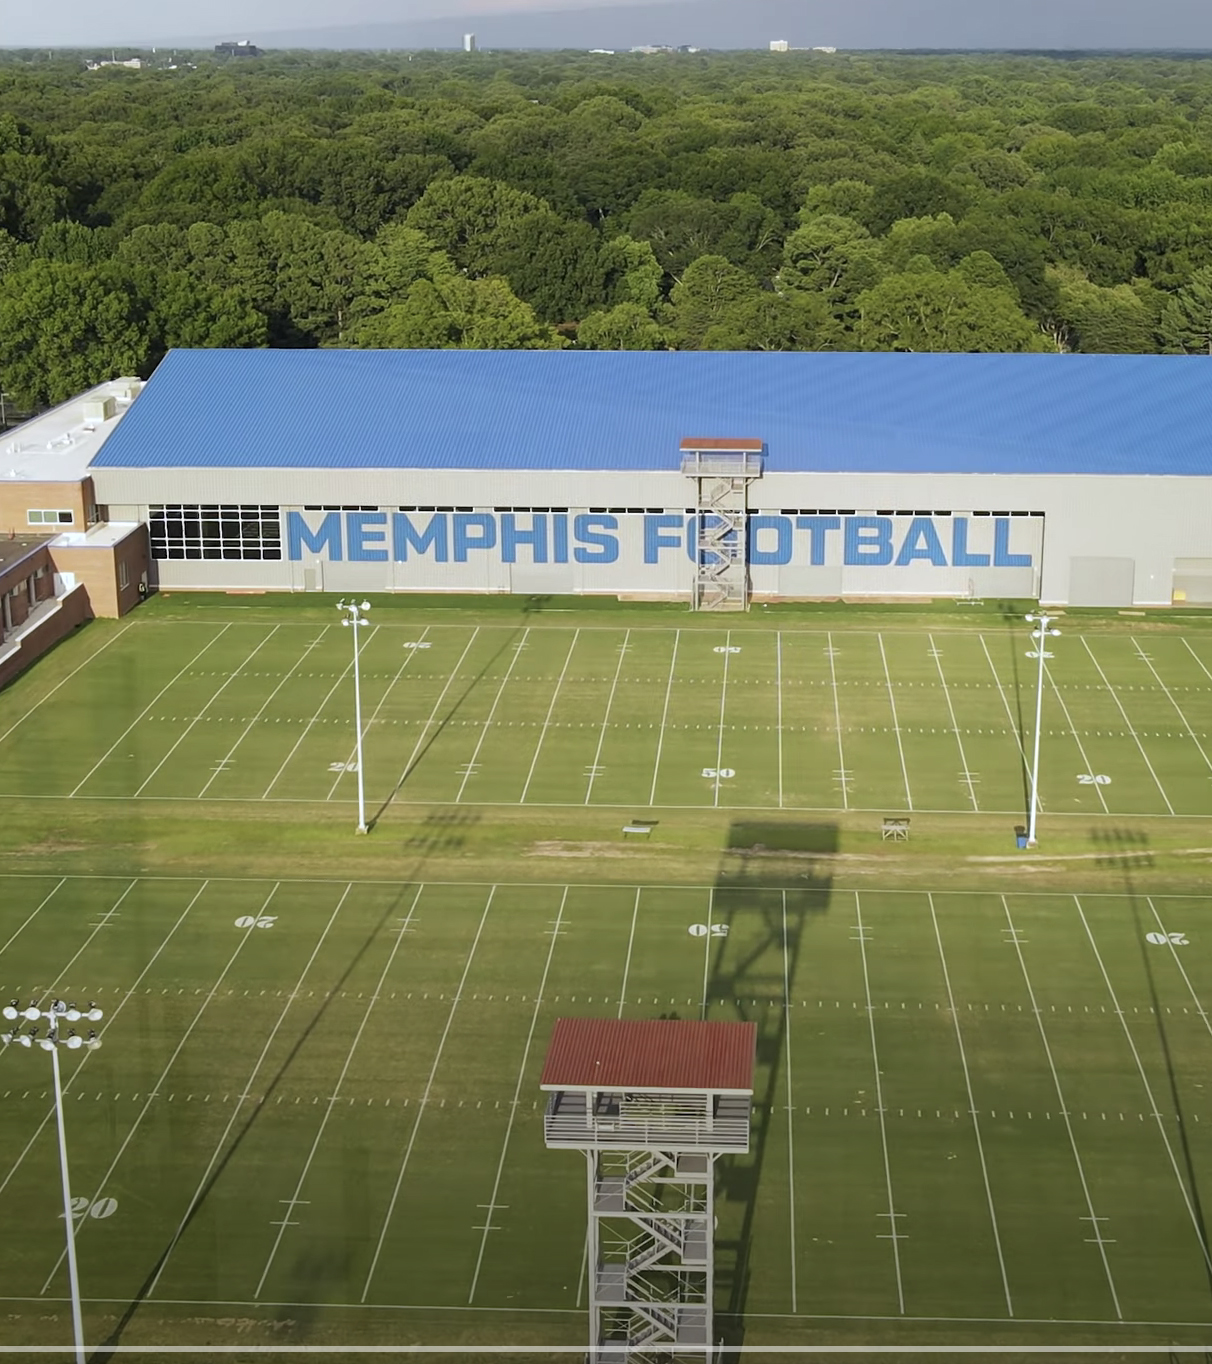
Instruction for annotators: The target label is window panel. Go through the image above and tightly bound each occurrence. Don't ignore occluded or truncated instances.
[149,504,282,562]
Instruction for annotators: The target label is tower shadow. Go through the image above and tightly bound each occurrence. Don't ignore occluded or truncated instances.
[703,820,836,1350]
[1092,826,1212,1305]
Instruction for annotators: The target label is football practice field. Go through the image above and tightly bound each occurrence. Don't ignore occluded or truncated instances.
[4,593,1212,1360]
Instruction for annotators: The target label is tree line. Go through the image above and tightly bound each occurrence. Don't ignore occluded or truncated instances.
[3,48,1212,406]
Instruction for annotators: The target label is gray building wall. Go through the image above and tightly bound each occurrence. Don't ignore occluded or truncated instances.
[94,465,1212,608]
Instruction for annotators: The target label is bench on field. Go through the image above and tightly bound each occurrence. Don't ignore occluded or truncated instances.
[623,821,656,837]
[881,818,910,842]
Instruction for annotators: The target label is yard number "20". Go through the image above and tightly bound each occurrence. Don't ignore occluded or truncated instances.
[688,924,729,938]
[1146,931,1189,946]
[235,916,277,929]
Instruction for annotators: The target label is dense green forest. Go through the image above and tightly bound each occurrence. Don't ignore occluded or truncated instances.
[3,48,1212,406]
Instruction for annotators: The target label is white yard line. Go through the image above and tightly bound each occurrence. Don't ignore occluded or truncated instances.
[700,888,715,1020]
[388,627,482,793]
[40,884,281,1294]
[201,627,333,799]
[647,629,680,807]
[467,888,568,1304]
[0,879,206,1201]
[1041,661,1109,815]
[926,894,1013,1317]
[0,877,65,957]
[260,625,380,799]
[781,889,798,1314]
[1131,637,1212,779]
[455,629,531,803]
[713,630,732,808]
[978,634,1031,773]
[1146,896,1212,1043]
[145,882,360,1299]
[1080,638,1175,815]
[134,627,282,797]
[519,629,580,804]
[0,621,134,749]
[584,629,630,805]
[928,633,978,812]
[325,627,433,801]
[1181,637,1212,686]
[827,631,849,811]
[254,884,418,1300]
[1001,893,1120,1317]
[69,625,233,797]
[617,887,641,1019]
[878,633,912,810]
[776,632,784,809]
[853,892,904,1314]
[361,886,497,1302]
[1075,895,1212,1280]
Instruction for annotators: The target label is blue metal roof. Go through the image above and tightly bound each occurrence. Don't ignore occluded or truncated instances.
[89,349,1212,477]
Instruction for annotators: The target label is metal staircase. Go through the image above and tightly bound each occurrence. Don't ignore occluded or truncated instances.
[588,1147,715,1362]
[679,441,764,612]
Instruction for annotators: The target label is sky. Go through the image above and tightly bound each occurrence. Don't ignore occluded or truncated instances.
[4,0,629,47]
[4,0,1207,49]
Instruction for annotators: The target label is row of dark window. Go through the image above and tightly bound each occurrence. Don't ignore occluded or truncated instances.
[772,509,1046,518]
[149,505,282,562]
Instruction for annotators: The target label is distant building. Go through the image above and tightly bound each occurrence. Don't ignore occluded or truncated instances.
[214,40,262,57]
[463,33,477,52]
[588,48,615,54]
[812,45,838,53]
[769,39,789,52]
[85,56,142,70]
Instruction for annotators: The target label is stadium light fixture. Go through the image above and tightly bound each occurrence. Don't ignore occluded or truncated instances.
[2,999,103,1364]
[1024,613,1061,848]
[337,600,372,833]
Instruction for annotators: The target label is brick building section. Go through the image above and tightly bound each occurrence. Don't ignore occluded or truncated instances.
[0,525,149,690]
[0,540,89,691]
[0,478,97,537]
[50,524,149,619]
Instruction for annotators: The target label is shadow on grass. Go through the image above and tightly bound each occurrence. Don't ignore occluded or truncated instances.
[1093,826,1212,1306]
[89,844,450,1360]
[366,626,522,831]
[706,819,836,1352]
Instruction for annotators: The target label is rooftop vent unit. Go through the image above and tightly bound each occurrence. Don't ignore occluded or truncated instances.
[82,397,116,423]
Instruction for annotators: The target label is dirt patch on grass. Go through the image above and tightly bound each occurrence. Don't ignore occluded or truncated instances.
[527,841,638,858]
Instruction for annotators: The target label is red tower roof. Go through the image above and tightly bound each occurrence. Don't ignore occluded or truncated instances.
[540,1018,756,1094]
[679,437,764,451]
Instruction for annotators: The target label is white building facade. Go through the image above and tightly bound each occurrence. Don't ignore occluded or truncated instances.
[67,348,1212,609]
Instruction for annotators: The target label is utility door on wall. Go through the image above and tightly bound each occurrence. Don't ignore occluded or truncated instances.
[1173,558,1212,604]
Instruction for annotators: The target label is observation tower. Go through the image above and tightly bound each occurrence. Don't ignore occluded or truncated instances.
[541,1017,756,1363]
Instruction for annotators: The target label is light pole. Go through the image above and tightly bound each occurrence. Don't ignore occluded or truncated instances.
[2,999,103,1364]
[337,599,371,833]
[1024,612,1061,848]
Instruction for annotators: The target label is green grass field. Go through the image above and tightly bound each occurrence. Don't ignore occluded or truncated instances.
[5,594,1212,1360]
